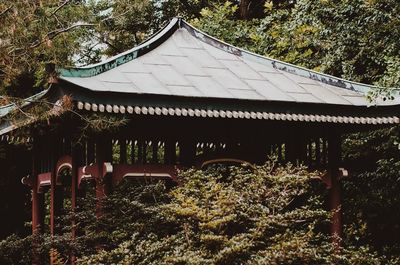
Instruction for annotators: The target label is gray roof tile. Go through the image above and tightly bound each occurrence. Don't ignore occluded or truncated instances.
[167,85,203,97]
[300,84,351,105]
[245,79,293,101]
[260,72,306,93]
[124,72,169,94]
[58,18,400,107]
[172,29,203,49]
[203,67,252,90]
[145,64,192,86]
[181,48,224,69]
[288,92,323,103]
[200,41,239,60]
[163,55,207,76]
[186,75,234,98]
[220,59,264,80]
[229,89,264,100]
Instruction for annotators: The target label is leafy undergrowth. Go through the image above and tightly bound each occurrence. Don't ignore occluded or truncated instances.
[1,161,396,264]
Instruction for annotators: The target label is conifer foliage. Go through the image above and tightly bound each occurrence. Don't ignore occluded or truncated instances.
[2,162,388,264]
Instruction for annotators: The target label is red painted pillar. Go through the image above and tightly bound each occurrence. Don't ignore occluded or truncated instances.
[95,136,111,217]
[70,145,81,265]
[32,173,41,265]
[32,182,40,233]
[50,174,63,236]
[50,173,55,236]
[32,140,42,265]
[328,133,342,249]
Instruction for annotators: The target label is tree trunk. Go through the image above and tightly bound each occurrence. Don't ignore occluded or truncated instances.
[239,0,266,20]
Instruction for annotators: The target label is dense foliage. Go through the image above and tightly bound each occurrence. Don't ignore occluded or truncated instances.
[1,163,395,264]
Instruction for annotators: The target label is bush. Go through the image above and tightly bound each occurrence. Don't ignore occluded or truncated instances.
[0,161,391,264]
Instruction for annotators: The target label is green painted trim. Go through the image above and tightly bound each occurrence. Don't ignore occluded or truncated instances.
[0,89,48,117]
[59,51,138,77]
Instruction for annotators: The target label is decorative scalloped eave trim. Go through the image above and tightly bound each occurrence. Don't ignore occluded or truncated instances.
[76,101,399,125]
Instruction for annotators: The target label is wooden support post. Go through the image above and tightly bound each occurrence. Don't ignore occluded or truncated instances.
[180,140,196,166]
[137,141,143,164]
[142,141,147,164]
[328,133,342,249]
[32,139,43,265]
[297,137,308,165]
[32,142,40,234]
[120,138,127,164]
[70,143,82,265]
[277,144,283,163]
[322,138,327,165]
[152,141,158,163]
[87,138,95,164]
[286,138,296,164]
[307,140,313,167]
[315,138,321,167]
[50,181,63,236]
[165,140,176,165]
[105,137,113,162]
[95,136,111,217]
[130,140,135,164]
[50,149,55,237]
[50,136,63,237]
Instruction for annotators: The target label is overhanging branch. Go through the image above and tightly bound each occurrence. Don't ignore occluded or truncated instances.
[0,5,13,17]
[30,23,96,48]
[49,0,70,17]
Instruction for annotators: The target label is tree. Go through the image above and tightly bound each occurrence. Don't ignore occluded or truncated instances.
[0,1,97,97]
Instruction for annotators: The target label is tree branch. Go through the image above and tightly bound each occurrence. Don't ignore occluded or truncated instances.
[49,0,70,17]
[30,23,96,48]
[0,5,12,17]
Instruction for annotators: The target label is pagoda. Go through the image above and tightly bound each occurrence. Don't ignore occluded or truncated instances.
[1,17,399,263]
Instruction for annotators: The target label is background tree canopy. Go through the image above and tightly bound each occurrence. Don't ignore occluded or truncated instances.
[0,0,400,264]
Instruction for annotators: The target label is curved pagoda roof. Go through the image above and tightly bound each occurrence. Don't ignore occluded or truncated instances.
[59,17,396,107]
[1,17,400,137]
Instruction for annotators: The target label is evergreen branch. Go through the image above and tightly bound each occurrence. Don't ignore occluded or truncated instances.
[0,5,12,17]
[49,0,70,17]
[30,23,96,48]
